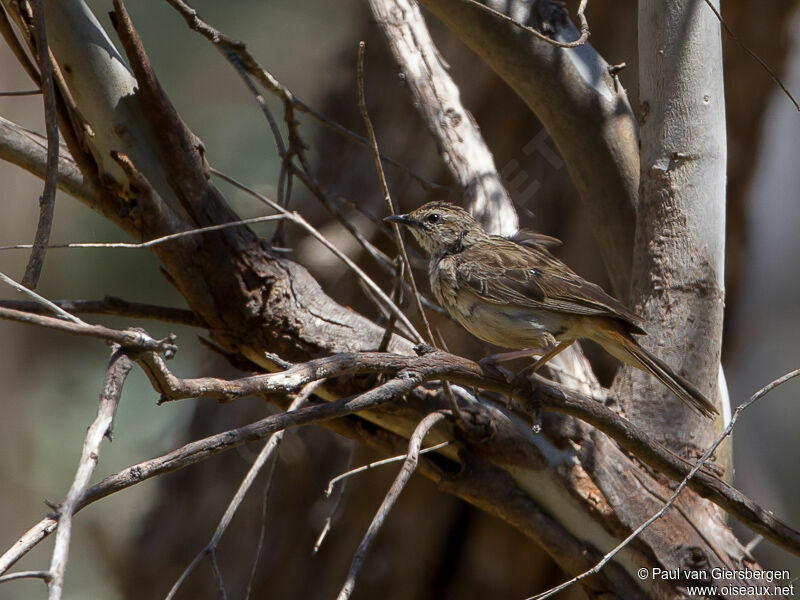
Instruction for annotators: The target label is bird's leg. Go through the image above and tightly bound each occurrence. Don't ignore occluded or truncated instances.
[520,340,574,376]
[479,349,543,382]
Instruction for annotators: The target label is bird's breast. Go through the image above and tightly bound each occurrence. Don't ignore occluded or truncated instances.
[430,259,571,349]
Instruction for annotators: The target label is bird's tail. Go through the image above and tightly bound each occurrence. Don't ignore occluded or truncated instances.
[593,326,719,419]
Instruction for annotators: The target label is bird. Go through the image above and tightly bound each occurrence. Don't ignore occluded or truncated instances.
[385,201,718,419]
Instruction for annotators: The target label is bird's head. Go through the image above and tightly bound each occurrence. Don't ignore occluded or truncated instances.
[384,202,486,257]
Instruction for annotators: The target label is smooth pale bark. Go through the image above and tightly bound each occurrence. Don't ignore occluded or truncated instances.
[617,0,728,453]
[368,0,518,235]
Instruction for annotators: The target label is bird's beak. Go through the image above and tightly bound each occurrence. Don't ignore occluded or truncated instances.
[384,214,419,228]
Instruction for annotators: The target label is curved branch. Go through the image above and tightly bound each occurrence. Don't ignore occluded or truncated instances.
[0,116,94,205]
[0,297,203,327]
[368,0,518,235]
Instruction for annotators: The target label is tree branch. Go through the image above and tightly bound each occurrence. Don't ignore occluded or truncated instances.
[0,305,177,354]
[165,382,321,599]
[0,374,423,574]
[0,297,203,327]
[47,347,132,600]
[368,0,518,234]
[102,347,800,558]
[337,411,448,600]
[21,0,58,288]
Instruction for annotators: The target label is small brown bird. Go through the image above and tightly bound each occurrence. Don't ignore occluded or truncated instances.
[386,202,718,418]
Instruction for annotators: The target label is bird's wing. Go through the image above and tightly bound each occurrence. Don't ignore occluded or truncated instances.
[508,229,562,249]
[455,237,644,330]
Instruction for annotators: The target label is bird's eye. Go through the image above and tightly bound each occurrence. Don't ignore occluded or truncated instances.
[426,213,441,224]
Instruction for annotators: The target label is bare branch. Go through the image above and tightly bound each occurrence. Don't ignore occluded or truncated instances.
[166,381,322,600]
[0,297,203,327]
[529,366,800,600]
[324,441,450,496]
[357,41,472,424]
[336,411,447,600]
[701,0,799,111]
[21,0,59,288]
[0,570,51,585]
[0,305,177,354]
[2,346,799,580]
[0,116,97,206]
[48,347,133,600]
[163,0,448,192]
[312,442,357,555]
[368,0,518,235]
[0,270,83,323]
[0,375,422,574]
[137,348,800,557]
[0,214,285,251]
[357,41,436,343]
[244,434,281,600]
[465,0,590,49]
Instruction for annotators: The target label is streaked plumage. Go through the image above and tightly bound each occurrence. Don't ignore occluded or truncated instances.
[385,202,718,419]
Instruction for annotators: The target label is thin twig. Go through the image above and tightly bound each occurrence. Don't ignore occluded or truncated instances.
[48,347,133,600]
[0,214,285,251]
[288,164,395,271]
[211,39,301,248]
[0,89,41,96]
[209,167,424,343]
[0,570,51,584]
[243,436,280,600]
[0,270,83,323]
[463,0,590,48]
[336,411,447,600]
[312,442,357,556]
[701,0,799,112]
[0,298,203,328]
[357,42,434,345]
[0,375,422,575]
[527,367,800,600]
[165,382,321,600]
[324,441,450,496]
[22,0,59,288]
[208,552,227,600]
[163,0,447,191]
[0,305,177,354]
[357,41,473,424]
